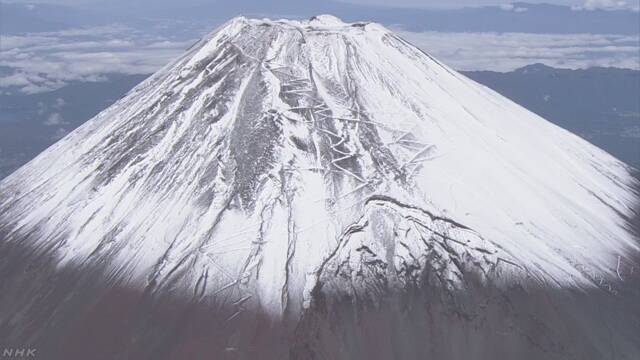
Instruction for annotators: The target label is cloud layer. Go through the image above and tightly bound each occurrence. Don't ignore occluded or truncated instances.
[1,23,638,94]
[0,25,197,94]
[339,0,639,11]
[398,31,640,72]
[574,0,640,11]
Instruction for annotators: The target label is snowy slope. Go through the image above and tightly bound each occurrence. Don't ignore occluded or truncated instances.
[0,16,638,355]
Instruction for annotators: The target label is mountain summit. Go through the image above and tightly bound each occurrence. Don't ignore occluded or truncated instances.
[0,16,638,359]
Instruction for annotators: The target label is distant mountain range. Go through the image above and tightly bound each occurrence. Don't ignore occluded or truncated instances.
[463,64,640,168]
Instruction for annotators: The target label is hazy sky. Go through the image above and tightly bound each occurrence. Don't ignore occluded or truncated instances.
[6,0,640,11]
[342,0,640,11]
[0,0,629,8]
[342,0,580,7]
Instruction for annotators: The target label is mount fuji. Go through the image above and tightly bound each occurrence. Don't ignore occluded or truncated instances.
[0,15,638,360]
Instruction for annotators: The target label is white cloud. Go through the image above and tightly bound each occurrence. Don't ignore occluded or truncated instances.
[0,25,197,94]
[37,102,47,116]
[43,113,67,126]
[396,30,640,71]
[39,25,133,38]
[54,98,66,109]
[573,0,640,11]
[0,35,60,49]
[1,22,637,94]
[499,3,529,12]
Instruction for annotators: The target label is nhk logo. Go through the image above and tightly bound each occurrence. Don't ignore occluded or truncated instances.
[1,349,37,358]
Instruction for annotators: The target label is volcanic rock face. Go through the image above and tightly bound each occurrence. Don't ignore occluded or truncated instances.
[0,15,638,359]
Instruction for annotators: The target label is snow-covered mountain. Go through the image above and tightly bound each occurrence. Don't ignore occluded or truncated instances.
[0,15,638,360]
